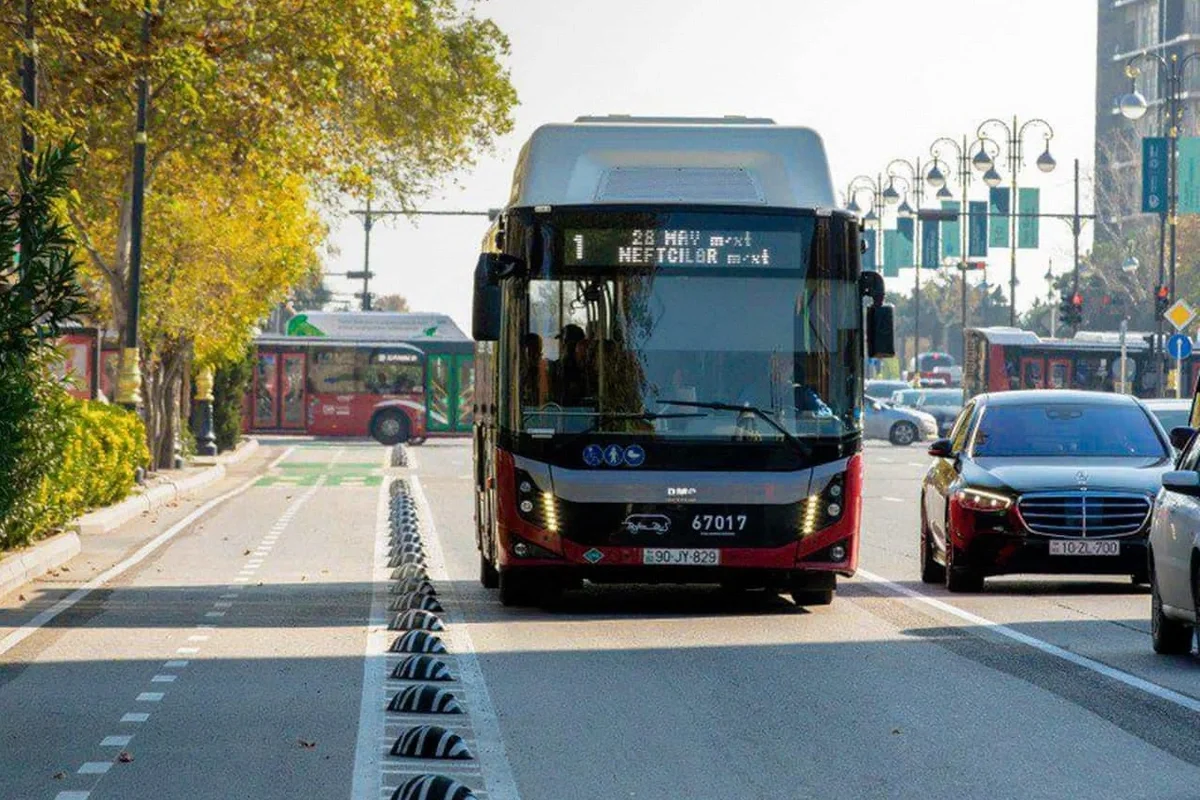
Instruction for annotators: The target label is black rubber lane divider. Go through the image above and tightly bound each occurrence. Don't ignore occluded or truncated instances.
[390,576,436,595]
[389,543,425,558]
[387,685,463,714]
[389,610,445,632]
[390,572,430,593]
[390,631,448,654]
[389,593,445,613]
[391,725,473,760]
[389,554,429,571]
[390,445,408,468]
[392,531,423,546]
[390,774,477,800]
[391,655,454,682]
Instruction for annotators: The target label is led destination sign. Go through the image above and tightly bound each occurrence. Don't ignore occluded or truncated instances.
[564,228,802,268]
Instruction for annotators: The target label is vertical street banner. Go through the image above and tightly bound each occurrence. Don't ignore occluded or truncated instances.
[1176,136,1200,215]
[968,200,989,257]
[1142,136,1168,214]
[882,230,900,277]
[1017,188,1040,249]
[988,187,1010,248]
[862,228,877,269]
[921,216,939,267]
[896,217,915,268]
[941,200,961,260]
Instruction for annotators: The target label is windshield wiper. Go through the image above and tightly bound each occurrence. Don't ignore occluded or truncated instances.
[656,399,813,458]
[538,410,709,442]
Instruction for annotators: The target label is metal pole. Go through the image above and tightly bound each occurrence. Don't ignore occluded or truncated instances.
[1119,319,1128,393]
[960,136,969,352]
[116,2,152,409]
[1168,61,1179,304]
[20,0,36,181]
[1009,116,1019,327]
[362,195,373,311]
[1071,158,1081,302]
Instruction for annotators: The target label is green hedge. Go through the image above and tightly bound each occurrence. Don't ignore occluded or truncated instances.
[0,368,149,550]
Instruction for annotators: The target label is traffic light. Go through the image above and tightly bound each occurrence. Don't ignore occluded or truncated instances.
[1058,291,1084,328]
[1155,285,1170,316]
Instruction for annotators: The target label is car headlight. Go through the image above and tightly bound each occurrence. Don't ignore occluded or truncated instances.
[954,487,1013,512]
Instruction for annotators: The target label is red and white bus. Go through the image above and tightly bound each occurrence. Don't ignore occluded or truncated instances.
[963,326,1199,399]
[247,312,475,444]
[470,117,893,607]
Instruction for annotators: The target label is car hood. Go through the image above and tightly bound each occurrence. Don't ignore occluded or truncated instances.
[964,457,1173,495]
[890,407,937,425]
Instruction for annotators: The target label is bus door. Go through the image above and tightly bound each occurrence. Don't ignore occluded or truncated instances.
[426,354,477,433]
[1019,356,1045,389]
[1047,357,1071,389]
[253,349,307,430]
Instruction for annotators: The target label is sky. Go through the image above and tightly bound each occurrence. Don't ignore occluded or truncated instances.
[326,0,1098,332]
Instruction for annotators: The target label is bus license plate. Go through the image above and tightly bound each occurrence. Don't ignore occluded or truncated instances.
[1049,540,1119,556]
[642,548,720,566]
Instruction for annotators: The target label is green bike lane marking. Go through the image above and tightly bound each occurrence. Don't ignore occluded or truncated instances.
[255,448,383,487]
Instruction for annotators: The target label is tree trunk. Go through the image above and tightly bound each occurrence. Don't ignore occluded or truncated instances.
[146,344,185,470]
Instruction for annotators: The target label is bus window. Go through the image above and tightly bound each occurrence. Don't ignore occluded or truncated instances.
[363,350,422,395]
[307,349,361,394]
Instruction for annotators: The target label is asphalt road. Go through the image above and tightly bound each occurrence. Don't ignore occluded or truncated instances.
[1,437,1199,800]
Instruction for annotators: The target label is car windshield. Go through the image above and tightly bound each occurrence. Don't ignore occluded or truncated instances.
[972,403,1166,458]
[921,390,962,407]
[892,390,921,406]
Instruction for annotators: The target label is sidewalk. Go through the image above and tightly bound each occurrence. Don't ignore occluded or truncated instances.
[0,438,267,603]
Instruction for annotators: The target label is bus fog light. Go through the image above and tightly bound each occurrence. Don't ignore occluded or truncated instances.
[513,542,530,558]
[829,483,842,498]
[519,500,534,513]
[827,503,841,517]
[830,544,846,562]
[519,481,533,494]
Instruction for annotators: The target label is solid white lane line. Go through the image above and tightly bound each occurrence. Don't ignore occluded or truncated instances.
[136,693,164,702]
[120,713,149,723]
[0,445,297,659]
[857,569,1200,714]
[350,466,393,800]
[78,762,111,775]
[411,475,522,800]
[163,660,189,668]
[151,675,177,683]
[100,736,132,747]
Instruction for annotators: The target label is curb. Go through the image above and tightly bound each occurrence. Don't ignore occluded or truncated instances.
[0,532,81,601]
[74,438,261,536]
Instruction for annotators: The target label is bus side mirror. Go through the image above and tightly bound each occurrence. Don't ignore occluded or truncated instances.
[867,304,895,359]
[472,254,502,342]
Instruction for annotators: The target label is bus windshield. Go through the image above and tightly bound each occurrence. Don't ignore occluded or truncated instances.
[517,211,862,441]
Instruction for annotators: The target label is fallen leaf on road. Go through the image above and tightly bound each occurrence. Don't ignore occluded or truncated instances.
[18,594,25,602]
[53,771,66,780]
[891,728,902,735]
[243,549,252,555]
[60,565,70,572]
[298,739,316,749]
[118,751,134,763]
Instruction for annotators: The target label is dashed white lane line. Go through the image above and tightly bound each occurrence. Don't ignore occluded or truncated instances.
[120,713,149,723]
[151,675,177,683]
[881,496,906,503]
[100,736,132,747]
[410,475,522,800]
[176,647,199,655]
[0,446,297,659]
[213,601,233,609]
[55,791,91,799]
[187,635,208,642]
[219,593,239,599]
[857,568,1200,714]
[204,611,226,618]
[164,660,189,668]
[136,693,164,702]
[77,763,111,775]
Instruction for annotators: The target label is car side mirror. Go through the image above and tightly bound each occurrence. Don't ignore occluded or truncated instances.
[1162,470,1200,497]
[1169,426,1196,452]
[472,254,503,342]
[927,438,954,459]
[866,304,895,359]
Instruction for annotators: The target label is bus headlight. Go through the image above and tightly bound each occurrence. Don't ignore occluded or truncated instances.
[800,473,847,536]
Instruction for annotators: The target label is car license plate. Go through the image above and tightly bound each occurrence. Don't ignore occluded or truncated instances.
[642,548,720,566]
[1049,540,1119,556]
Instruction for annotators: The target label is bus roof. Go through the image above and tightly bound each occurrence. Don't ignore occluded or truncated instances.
[507,117,835,210]
[271,312,471,343]
[968,326,1156,352]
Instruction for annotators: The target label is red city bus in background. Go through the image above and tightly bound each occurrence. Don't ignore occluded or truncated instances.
[246,312,475,444]
[908,351,958,387]
[963,326,1200,399]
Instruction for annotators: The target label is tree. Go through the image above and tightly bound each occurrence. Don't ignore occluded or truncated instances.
[373,294,410,313]
[2,1,517,467]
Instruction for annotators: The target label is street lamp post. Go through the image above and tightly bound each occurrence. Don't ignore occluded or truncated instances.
[927,136,983,350]
[974,116,1057,326]
[886,158,926,363]
[115,1,153,409]
[1120,51,1200,397]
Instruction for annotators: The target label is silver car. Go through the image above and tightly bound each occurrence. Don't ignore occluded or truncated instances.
[864,397,938,446]
[1149,424,1200,654]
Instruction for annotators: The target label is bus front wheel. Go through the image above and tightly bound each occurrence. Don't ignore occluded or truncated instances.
[370,410,410,446]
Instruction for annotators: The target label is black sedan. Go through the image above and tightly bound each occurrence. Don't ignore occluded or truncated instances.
[919,391,1174,592]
